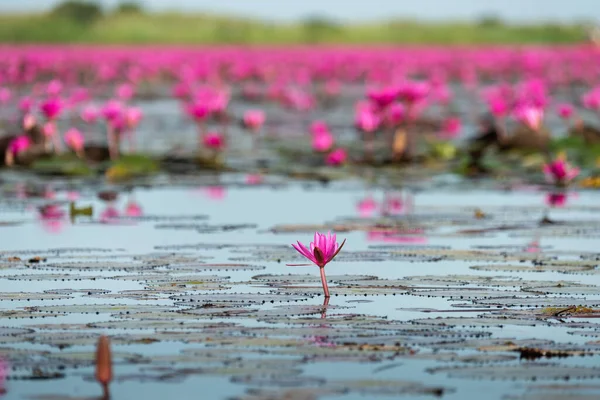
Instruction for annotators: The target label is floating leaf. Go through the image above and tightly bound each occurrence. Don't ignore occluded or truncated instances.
[173,293,311,304]
[429,363,600,380]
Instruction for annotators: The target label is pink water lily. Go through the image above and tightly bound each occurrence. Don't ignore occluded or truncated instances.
[543,157,579,186]
[289,231,346,298]
[325,148,347,166]
[243,110,265,131]
[515,105,544,131]
[203,132,225,151]
[64,128,85,157]
[312,131,334,152]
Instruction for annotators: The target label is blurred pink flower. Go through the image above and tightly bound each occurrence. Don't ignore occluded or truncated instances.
[125,107,143,129]
[46,79,63,96]
[367,87,398,109]
[582,87,600,111]
[312,131,334,152]
[8,136,31,156]
[40,98,62,120]
[64,128,84,152]
[325,148,347,166]
[355,106,380,133]
[386,103,405,126]
[243,110,265,131]
[203,132,225,151]
[440,117,462,139]
[42,122,56,138]
[543,157,579,185]
[19,96,34,113]
[116,83,135,100]
[557,103,574,119]
[101,100,124,122]
[81,105,99,123]
[515,105,544,131]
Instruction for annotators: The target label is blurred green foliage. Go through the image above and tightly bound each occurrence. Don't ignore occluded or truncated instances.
[0,10,588,44]
[114,1,144,15]
[50,0,103,25]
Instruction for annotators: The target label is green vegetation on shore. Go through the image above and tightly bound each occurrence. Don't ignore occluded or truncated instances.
[0,4,591,45]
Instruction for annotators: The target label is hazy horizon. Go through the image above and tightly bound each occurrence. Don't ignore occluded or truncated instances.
[0,0,599,23]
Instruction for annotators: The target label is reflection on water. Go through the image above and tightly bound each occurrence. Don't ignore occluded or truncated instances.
[0,175,599,400]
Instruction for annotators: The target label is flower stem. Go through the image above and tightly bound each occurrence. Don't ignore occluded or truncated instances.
[319,267,330,298]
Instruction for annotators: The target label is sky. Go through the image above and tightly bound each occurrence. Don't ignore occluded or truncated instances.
[0,0,599,23]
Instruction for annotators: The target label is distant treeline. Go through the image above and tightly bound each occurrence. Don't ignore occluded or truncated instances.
[0,0,592,44]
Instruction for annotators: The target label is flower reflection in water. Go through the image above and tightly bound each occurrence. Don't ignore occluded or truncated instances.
[125,198,143,217]
[204,186,227,201]
[307,297,336,349]
[366,228,427,244]
[356,196,377,218]
[38,204,66,234]
[245,174,263,185]
[100,206,120,224]
[0,357,7,395]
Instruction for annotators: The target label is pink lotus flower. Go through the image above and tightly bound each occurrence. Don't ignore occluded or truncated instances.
[203,132,225,151]
[64,128,84,152]
[355,107,380,133]
[186,101,210,122]
[582,87,600,111]
[19,96,33,113]
[440,117,462,139]
[557,103,574,119]
[386,103,405,126]
[69,87,90,106]
[488,97,509,117]
[81,105,99,123]
[101,100,123,122]
[243,110,265,131]
[543,157,579,185]
[43,122,56,138]
[40,98,62,120]
[310,121,329,136]
[8,135,31,155]
[23,114,36,131]
[325,148,347,166]
[289,231,346,298]
[367,87,398,109]
[312,131,334,152]
[0,87,11,104]
[397,81,429,104]
[116,83,135,100]
[46,79,63,96]
[515,106,544,131]
[125,107,143,129]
